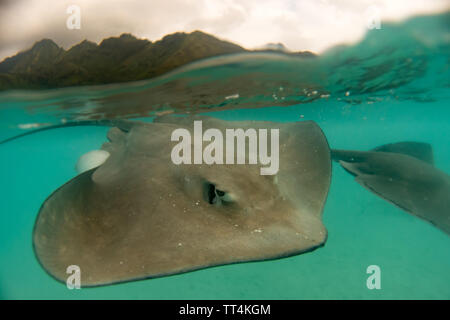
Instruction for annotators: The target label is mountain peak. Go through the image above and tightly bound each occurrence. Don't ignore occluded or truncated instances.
[31,38,59,50]
[99,33,150,48]
[76,39,97,47]
[66,39,98,54]
[119,33,137,39]
[259,42,289,52]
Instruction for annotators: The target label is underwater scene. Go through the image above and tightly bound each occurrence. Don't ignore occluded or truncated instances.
[0,9,449,299]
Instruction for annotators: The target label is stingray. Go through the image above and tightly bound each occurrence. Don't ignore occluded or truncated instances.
[332,142,450,235]
[26,115,331,287]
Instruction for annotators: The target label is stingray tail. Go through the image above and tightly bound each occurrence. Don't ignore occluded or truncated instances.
[0,119,139,145]
[330,149,365,163]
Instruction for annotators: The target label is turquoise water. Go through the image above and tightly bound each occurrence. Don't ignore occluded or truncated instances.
[0,13,449,299]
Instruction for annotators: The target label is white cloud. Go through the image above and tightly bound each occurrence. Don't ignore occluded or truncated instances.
[0,0,448,60]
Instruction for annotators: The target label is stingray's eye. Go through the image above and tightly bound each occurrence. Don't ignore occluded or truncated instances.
[205,183,217,204]
[203,182,233,205]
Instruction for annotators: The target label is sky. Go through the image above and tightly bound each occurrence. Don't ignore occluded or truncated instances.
[0,0,448,61]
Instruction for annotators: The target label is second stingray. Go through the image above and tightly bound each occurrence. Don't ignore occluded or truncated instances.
[332,142,450,235]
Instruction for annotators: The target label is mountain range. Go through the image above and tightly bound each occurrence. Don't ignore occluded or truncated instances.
[0,31,315,91]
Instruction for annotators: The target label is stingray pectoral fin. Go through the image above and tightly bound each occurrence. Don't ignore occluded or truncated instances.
[354,173,450,235]
[340,151,450,235]
[372,141,434,165]
[33,169,103,284]
[353,174,416,213]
